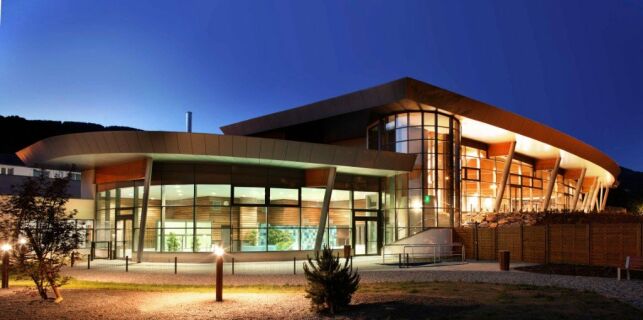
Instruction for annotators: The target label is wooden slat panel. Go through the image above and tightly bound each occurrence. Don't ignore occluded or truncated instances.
[497,226,521,261]
[477,228,496,260]
[522,225,546,263]
[453,227,474,259]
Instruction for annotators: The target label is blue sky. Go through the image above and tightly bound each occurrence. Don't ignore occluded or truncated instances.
[0,0,642,170]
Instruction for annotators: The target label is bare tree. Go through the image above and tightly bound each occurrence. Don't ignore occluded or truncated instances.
[0,172,82,303]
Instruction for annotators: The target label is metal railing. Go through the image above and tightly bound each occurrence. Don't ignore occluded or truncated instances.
[381,242,465,267]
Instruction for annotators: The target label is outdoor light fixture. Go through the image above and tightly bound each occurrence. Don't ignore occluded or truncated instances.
[1,243,10,289]
[213,245,225,302]
[18,238,27,245]
[213,245,225,257]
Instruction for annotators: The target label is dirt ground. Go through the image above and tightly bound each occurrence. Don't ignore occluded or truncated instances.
[0,282,641,320]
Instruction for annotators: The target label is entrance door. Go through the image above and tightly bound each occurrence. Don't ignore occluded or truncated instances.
[353,210,379,255]
[115,218,133,259]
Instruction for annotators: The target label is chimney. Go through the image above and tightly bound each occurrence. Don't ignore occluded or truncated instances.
[186,111,192,133]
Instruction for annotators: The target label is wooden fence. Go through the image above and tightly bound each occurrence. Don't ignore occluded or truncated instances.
[453,223,643,267]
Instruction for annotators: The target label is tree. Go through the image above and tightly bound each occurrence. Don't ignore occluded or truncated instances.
[303,245,360,314]
[0,173,82,303]
[166,233,181,252]
[268,229,294,250]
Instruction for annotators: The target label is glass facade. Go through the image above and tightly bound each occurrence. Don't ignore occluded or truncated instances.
[368,111,461,243]
[367,110,584,245]
[459,144,579,224]
[95,163,380,254]
[93,110,589,253]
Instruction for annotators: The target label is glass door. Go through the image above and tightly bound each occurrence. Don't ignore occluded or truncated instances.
[353,209,379,255]
[115,218,133,258]
[355,220,366,255]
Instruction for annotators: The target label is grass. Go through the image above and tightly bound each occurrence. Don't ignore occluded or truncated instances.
[7,277,642,319]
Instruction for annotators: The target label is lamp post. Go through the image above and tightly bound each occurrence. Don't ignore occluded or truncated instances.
[1,243,11,289]
[213,245,225,302]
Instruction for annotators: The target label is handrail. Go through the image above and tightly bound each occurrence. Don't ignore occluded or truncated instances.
[381,242,465,267]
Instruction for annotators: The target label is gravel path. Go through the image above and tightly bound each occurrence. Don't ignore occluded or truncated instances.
[63,263,643,310]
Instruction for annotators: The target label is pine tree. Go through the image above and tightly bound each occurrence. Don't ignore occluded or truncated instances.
[303,244,360,314]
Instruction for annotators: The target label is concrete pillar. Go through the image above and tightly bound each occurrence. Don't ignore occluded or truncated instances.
[493,141,516,213]
[570,168,586,211]
[136,158,153,263]
[542,157,561,211]
[600,187,610,212]
[314,167,337,252]
[588,182,601,213]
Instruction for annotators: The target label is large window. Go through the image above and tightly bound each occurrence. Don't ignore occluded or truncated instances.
[96,163,382,253]
[371,111,460,243]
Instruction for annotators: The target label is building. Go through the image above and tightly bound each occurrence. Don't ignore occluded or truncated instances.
[0,153,94,248]
[15,78,619,262]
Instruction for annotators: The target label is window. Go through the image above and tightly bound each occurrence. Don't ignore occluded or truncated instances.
[33,169,49,178]
[196,184,230,206]
[233,187,265,205]
[353,191,379,209]
[330,190,351,209]
[301,188,324,208]
[267,207,300,251]
[233,206,267,251]
[164,185,194,206]
[269,188,299,206]
[118,187,135,208]
[463,167,480,181]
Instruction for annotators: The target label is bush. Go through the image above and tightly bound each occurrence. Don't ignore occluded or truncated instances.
[166,233,181,252]
[303,245,360,314]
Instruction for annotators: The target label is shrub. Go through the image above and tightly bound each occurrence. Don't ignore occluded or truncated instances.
[166,233,181,252]
[303,245,360,314]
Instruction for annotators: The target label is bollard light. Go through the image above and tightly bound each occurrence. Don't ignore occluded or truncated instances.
[213,245,225,302]
[1,243,11,289]
[213,245,225,257]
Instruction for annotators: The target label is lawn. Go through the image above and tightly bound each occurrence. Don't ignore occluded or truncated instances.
[1,279,641,319]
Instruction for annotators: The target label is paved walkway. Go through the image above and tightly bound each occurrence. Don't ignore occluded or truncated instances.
[63,258,643,310]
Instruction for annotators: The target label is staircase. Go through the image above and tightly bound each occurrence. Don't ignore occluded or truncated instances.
[381,228,464,266]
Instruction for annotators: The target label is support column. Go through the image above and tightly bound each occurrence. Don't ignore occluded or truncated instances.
[583,179,597,213]
[580,179,591,212]
[588,181,601,213]
[493,141,516,213]
[314,167,337,252]
[542,157,561,211]
[600,187,610,212]
[570,168,586,211]
[136,158,153,263]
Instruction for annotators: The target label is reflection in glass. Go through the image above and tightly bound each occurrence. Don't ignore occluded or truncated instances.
[233,187,265,205]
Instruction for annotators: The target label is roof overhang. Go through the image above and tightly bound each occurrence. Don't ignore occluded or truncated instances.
[16,131,417,177]
[221,77,619,186]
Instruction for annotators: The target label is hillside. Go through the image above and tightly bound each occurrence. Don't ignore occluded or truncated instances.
[0,115,139,154]
[607,167,643,214]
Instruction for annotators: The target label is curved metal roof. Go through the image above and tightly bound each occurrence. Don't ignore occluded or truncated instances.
[16,131,416,177]
[221,77,619,182]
